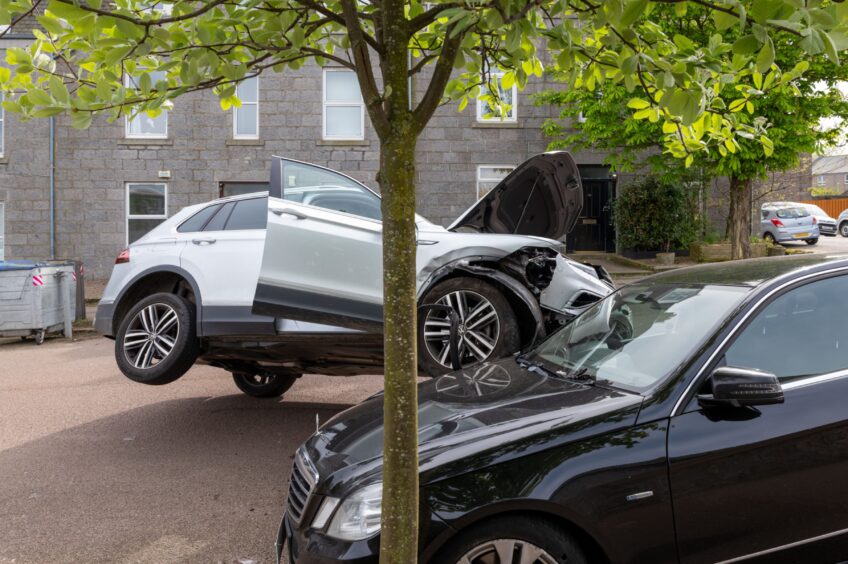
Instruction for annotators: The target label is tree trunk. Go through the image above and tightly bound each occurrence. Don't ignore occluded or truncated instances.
[728,176,752,260]
[378,126,419,563]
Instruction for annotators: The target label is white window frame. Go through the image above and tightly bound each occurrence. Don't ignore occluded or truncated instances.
[0,201,5,262]
[0,91,4,157]
[476,72,518,123]
[844,174,848,184]
[124,75,169,139]
[816,175,826,186]
[126,182,168,245]
[233,76,260,140]
[476,165,515,199]
[322,68,365,141]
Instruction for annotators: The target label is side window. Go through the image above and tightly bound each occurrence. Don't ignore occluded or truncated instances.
[203,202,235,231]
[280,161,381,220]
[724,275,848,381]
[178,204,221,233]
[225,198,268,230]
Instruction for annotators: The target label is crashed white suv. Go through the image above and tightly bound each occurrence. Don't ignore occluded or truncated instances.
[95,152,614,397]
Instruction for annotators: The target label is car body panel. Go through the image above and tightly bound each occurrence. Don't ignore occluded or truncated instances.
[801,203,838,235]
[760,204,819,242]
[448,151,583,239]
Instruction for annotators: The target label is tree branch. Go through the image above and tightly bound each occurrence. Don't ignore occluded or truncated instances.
[412,25,465,134]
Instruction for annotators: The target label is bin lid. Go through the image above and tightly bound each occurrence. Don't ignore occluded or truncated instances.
[0,260,47,271]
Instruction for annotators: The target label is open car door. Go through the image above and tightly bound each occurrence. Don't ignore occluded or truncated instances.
[252,157,385,331]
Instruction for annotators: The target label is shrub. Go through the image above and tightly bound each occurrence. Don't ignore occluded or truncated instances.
[614,176,697,252]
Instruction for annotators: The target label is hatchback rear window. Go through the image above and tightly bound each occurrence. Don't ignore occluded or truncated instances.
[776,208,809,219]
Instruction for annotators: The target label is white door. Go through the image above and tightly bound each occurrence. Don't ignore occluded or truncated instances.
[0,202,5,261]
[179,196,269,334]
[253,158,385,330]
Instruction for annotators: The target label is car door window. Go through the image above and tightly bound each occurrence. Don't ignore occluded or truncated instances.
[203,202,235,231]
[224,197,268,230]
[281,160,382,220]
[724,275,848,380]
[177,204,222,233]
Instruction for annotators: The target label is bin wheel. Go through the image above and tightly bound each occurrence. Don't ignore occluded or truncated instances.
[35,331,45,345]
[20,336,27,341]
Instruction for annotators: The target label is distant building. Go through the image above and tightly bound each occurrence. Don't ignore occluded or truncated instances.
[812,155,848,194]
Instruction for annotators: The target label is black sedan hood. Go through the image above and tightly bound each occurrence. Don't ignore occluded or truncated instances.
[447,151,583,240]
[303,359,642,495]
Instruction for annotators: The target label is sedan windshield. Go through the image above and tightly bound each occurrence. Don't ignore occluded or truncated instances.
[527,283,748,392]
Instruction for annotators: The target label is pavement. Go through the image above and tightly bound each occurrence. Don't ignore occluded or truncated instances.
[0,334,384,564]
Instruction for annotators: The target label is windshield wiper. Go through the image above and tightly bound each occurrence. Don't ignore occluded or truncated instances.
[515,355,560,379]
[563,367,596,385]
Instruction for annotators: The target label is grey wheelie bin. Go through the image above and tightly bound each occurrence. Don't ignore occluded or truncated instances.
[0,261,77,344]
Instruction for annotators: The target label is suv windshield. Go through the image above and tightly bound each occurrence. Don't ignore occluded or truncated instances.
[527,283,748,392]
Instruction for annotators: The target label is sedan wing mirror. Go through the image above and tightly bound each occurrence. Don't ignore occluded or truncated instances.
[698,366,784,408]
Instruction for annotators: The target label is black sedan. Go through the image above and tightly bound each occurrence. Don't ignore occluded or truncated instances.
[277,254,848,563]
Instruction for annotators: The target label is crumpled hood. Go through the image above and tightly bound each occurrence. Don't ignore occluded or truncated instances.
[303,359,642,496]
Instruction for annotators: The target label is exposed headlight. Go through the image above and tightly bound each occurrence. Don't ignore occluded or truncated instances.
[324,482,382,541]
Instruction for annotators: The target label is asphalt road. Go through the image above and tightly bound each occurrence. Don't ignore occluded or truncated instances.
[0,335,384,564]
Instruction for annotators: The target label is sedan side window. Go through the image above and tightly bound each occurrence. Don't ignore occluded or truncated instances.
[724,275,848,381]
[203,202,235,231]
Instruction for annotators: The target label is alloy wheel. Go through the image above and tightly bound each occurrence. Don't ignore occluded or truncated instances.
[458,539,559,564]
[122,303,180,369]
[424,290,500,368]
[842,223,848,237]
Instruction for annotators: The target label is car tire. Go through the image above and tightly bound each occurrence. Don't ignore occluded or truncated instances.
[436,516,589,564]
[841,222,848,237]
[418,277,520,377]
[806,238,818,245]
[763,232,777,245]
[114,292,199,385]
[232,372,298,398]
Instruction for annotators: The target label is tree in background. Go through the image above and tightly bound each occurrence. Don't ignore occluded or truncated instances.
[539,3,848,259]
[1,0,845,559]
[614,176,698,253]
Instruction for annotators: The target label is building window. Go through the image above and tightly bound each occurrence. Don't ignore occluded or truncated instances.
[323,69,364,140]
[0,91,4,157]
[476,165,515,199]
[844,174,848,184]
[816,175,826,186]
[125,72,168,139]
[477,72,517,122]
[234,76,259,139]
[126,183,167,244]
[0,201,5,261]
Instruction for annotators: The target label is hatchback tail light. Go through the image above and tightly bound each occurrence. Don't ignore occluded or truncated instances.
[771,218,784,227]
[115,249,130,264]
[812,216,817,225]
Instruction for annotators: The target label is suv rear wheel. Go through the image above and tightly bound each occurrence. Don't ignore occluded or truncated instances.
[232,372,299,398]
[115,292,199,385]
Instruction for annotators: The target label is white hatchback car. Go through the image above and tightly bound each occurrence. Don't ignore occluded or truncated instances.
[95,153,614,397]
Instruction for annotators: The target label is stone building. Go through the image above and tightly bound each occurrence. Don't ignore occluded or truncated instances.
[0,27,619,280]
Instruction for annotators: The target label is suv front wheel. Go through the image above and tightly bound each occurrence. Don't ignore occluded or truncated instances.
[115,292,200,385]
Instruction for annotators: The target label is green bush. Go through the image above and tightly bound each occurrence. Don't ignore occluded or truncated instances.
[614,176,697,252]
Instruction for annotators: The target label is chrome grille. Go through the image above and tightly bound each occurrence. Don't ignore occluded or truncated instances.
[287,448,318,524]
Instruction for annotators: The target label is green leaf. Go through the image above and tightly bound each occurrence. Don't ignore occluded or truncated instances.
[71,111,92,129]
[620,0,648,28]
[458,96,468,112]
[666,89,700,125]
[821,31,840,65]
[627,98,650,109]
[712,10,738,31]
[49,76,70,105]
[756,39,774,72]
[28,88,54,106]
[732,35,759,55]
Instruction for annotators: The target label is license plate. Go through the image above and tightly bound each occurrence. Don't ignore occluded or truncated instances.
[794,232,809,238]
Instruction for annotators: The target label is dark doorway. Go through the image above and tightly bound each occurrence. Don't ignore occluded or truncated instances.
[566,166,616,252]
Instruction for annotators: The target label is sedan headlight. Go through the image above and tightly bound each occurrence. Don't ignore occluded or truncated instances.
[324,482,382,541]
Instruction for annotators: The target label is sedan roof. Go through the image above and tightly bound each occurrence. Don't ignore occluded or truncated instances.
[638,253,848,288]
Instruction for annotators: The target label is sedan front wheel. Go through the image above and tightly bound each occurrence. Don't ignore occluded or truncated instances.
[418,277,520,376]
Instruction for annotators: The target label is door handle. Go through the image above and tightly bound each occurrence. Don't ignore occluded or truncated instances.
[191,238,217,245]
[271,208,309,220]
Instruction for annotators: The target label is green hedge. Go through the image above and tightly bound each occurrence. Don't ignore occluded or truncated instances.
[614,177,697,252]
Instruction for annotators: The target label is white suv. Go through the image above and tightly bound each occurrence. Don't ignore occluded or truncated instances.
[95,153,614,397]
